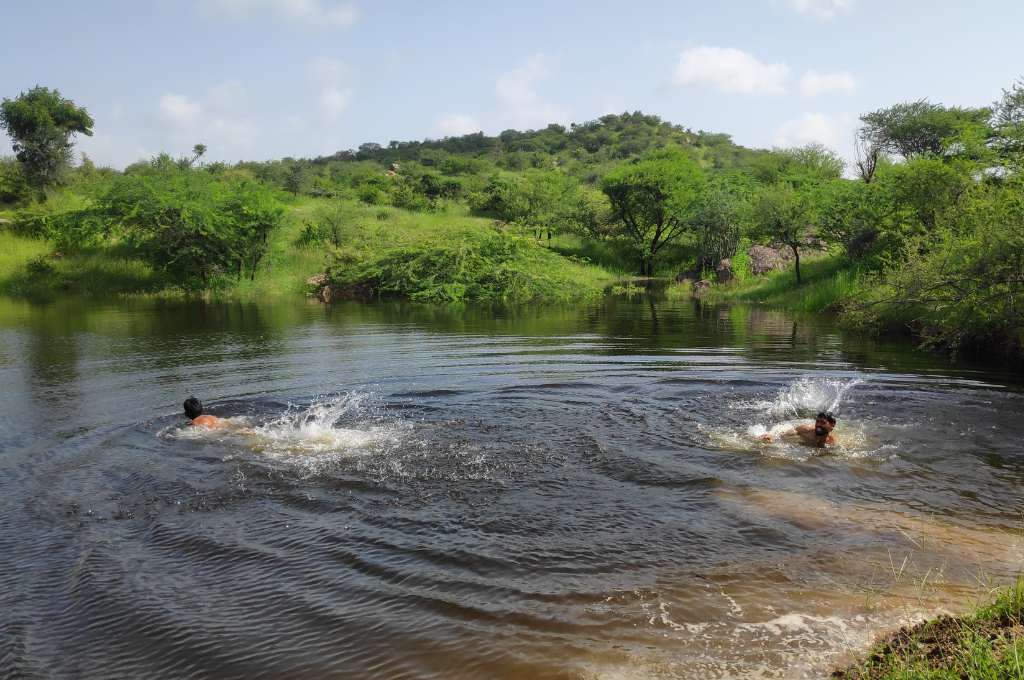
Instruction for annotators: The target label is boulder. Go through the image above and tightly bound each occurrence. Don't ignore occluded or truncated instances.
[748,245,790,276]
[716,258,733,284]
[318,284,344,304]
[305,273,328,292]
[691,279,712,296]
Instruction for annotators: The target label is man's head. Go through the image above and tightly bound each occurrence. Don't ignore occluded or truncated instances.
[814,411,836,441]
[183,397,203,420]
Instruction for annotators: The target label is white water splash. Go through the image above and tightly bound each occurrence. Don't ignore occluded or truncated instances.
[747,377,863,419]
[165,392,410,462]
[710,377,893,460]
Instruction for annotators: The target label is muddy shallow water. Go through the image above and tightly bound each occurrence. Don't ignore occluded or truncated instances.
[1,296,1022,679]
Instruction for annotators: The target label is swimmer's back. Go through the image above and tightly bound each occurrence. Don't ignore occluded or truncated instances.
[191,414,225,428]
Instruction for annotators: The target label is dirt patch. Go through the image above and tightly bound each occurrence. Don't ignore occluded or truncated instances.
[832,611,1024,678]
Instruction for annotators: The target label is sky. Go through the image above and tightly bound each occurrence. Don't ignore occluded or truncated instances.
[2,0,1022,169]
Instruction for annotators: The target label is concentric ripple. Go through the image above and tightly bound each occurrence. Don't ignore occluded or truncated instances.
[1,296,1022,679]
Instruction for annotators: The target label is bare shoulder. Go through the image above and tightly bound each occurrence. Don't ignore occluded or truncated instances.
[192,414,225,428]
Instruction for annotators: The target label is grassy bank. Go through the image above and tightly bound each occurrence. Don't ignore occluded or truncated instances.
[834,579,1024,679]
[319,203,615,304]
[703,254,859,313]
[0,197,617,303]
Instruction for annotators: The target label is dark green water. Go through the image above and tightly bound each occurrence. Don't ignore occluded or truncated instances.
[1,295,1022,679]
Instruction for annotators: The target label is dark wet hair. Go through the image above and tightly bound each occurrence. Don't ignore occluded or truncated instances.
[183,397,203,419]
[817,411,836,425]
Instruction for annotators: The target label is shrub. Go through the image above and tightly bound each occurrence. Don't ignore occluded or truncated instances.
[326,229,609,304]
[101,164,283,287]
[0,157,33,206]
[296,203,352,247]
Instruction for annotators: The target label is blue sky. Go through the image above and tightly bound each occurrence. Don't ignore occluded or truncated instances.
[2,0,1022,168]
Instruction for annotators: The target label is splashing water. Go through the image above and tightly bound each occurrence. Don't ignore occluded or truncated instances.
[709,377,888,459]
[754,377,863,419]
[165,392,411,462]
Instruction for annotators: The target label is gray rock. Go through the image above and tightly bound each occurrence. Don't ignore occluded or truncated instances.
[748,245,790,276]
[716,258,733,284]
[691,279,712,296]
[306,273,328,289]
[318,284,344,304]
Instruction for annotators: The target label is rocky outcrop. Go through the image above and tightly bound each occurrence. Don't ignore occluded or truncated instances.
[716,258,734,284]
[691,279,712,296]
[306,273,376,303]
[748,245,792,275]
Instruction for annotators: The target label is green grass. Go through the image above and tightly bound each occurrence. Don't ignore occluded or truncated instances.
[0,232,51,279]
[0,197,619,304]
[318,201,617,304]
[662,280,693,300]
[836,579,1024,679]
[703,254,862,313]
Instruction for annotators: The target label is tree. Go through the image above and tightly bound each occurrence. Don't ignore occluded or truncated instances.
[858,100,991,159]
[750,183,816,284]
[853,134,882,183]
[816,179,892,261]
[0,86,94,191]
[191,144,207,167]
[746,144,843,186]
[101,163,283,286]
[0,157,32,205]
[878,157,970,234]
[781,143,845,182]
[285,163,305,195]
[691,174,752,270]
[601,149,705,276]
[992,77,1024,166]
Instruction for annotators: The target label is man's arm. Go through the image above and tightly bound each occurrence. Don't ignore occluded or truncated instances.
[758,425,797,443]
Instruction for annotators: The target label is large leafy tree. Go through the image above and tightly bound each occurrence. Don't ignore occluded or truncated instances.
[601,149,705,275]
[0,86,94,190]
[858,100,991,160]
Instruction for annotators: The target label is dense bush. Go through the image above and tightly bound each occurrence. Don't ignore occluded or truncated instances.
[858,177,1024,353]
[100,163,283,287]
[326,229,609,304]
[0,157,33,205]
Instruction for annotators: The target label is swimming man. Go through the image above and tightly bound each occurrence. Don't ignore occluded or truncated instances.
[183,396,226,428]
[758,411,836,449]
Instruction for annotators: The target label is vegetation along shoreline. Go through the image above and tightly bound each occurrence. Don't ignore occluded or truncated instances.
[2,79,1023,361]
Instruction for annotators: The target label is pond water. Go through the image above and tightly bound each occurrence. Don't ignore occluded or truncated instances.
[1,295,1022,679]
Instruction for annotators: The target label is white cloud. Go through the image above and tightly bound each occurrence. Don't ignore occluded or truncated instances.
[307,57,352,119]
[77,132,154,169]
[799,69,857,96]
[308,56,349,84]
[495,54,568,129]
[320,87,351,116]
[774,111,853,149]
[437,113,481,137]
[156,84,260,158]
[785,0,854,20]
[158,94,203,128]
[673,46,790,95]
[202,0,358,27]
